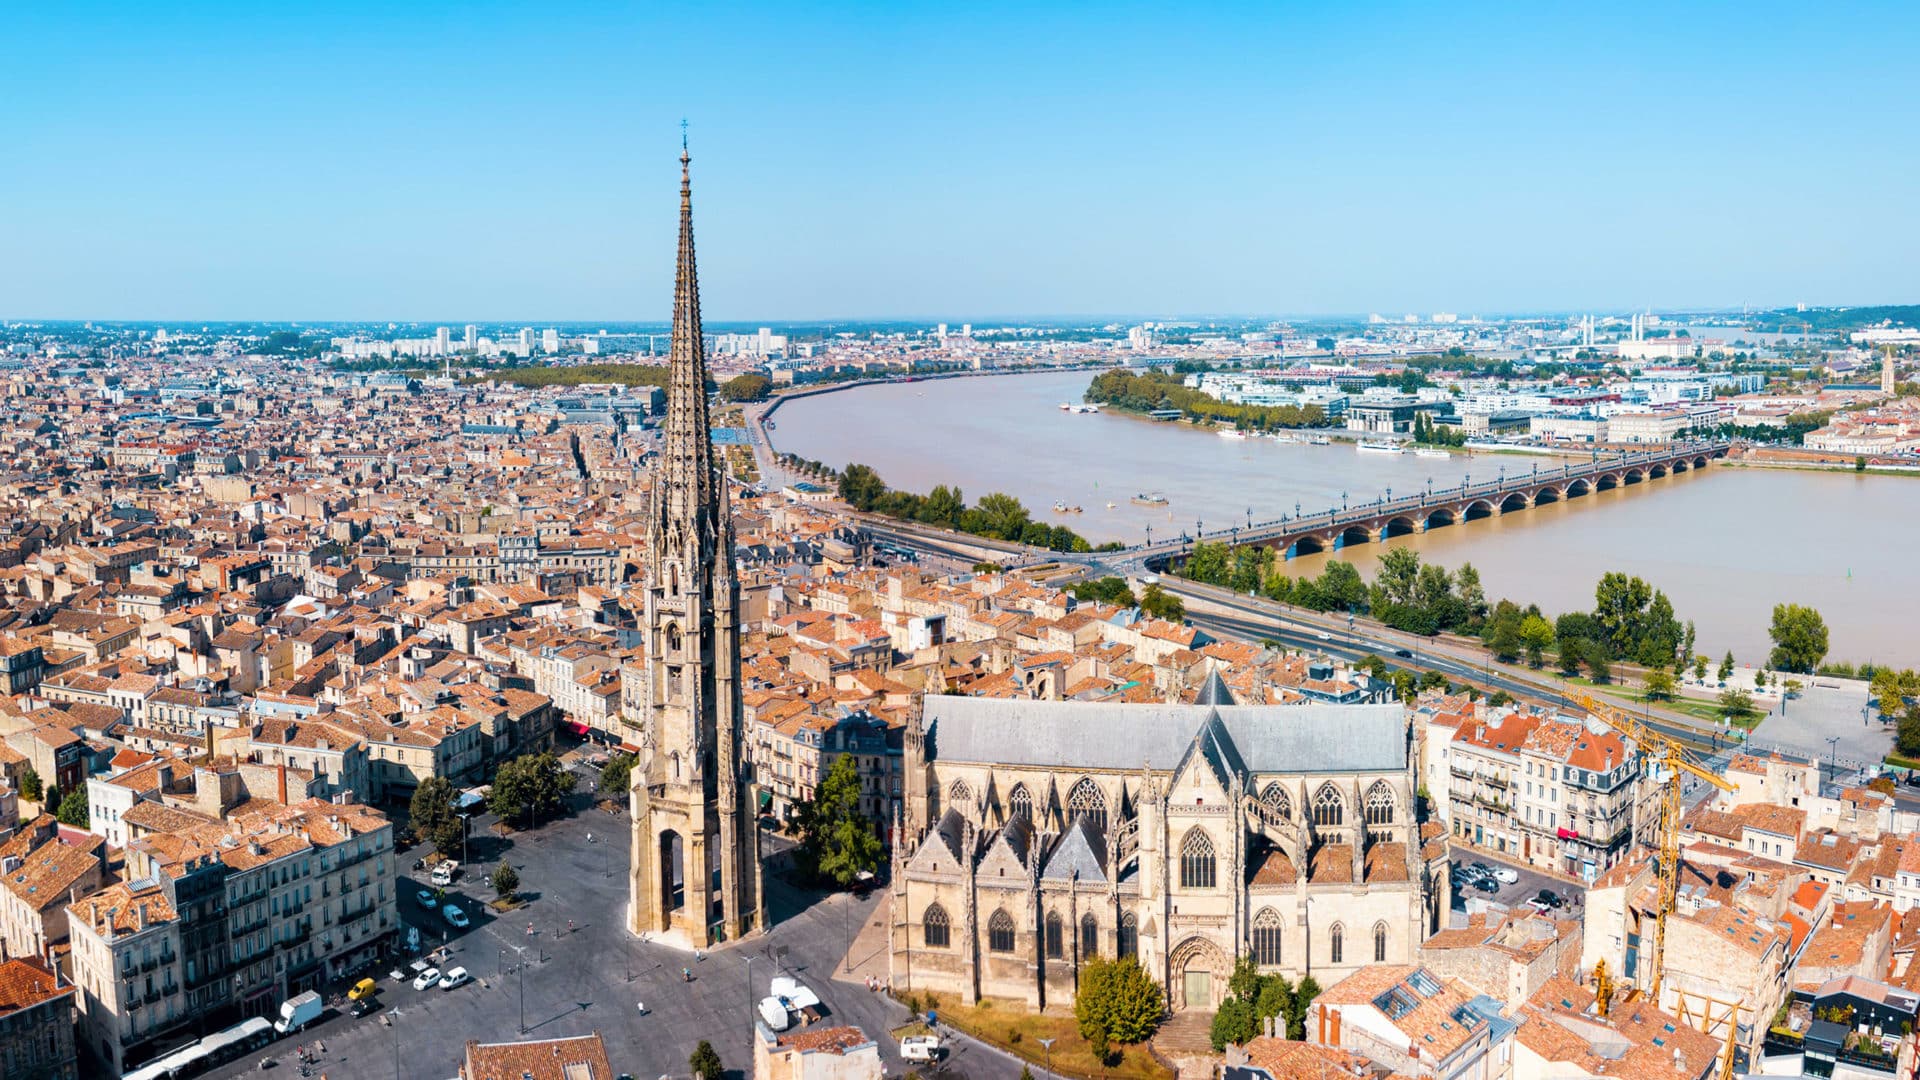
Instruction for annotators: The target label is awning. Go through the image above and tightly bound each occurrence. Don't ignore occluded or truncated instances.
[559,720,591,737]
[757,790,773,810]
[1556,827,1581,840]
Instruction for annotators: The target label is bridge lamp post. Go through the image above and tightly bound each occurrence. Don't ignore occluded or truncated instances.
[1145,523,1152,548]
[1246,506,1253,530]
[1340,490,1348,511]
[1196,519,1204,543]
[1386,486,1392,504]
[1294,501,1301,517]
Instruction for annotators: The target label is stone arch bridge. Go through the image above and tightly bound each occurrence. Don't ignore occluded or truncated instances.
[1137,441,1731,571]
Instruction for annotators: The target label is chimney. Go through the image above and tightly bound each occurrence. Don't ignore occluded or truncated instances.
[136,902,148,932]
[278,764,288,804]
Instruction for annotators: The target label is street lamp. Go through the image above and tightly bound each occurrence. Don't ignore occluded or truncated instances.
[1340,490,1348,510]
[1039,1036,1057,1078]
[1246,506,1253,529]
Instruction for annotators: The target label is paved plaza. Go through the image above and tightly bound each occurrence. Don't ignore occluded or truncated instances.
[194,784,980,1080]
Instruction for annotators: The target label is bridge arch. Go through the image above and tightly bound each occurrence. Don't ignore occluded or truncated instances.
[1669,459,1690,474]
[1623,467,1646,485]
[1423,507,1457,530]
[1692,455,1710,468]
[1499,492,1532,513]
[1649,462,1669,478]
[1336,525,1374,548]
[1594,472,1620,491]
[1564,478,1591,497]
[1288,534,1328,558]
[1532,485,1561,505]
[1381,516,1419,539]
[1461,500,1495,522]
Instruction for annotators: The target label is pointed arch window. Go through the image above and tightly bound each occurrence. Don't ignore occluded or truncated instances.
[1118,912,1138,959]
[1260,783,1291,821]
[1364,781,1395,827]
[1373,921,1389,963]
[923,904,949,949]
[1009,784,1033,822]
[1080,914,1100,959]
[1313,784,1345,828]
[988,909,1015,953]
[1044,911,1064,959]
[1252,908,1283,966]
[948,779,972,809]
[1179,828,1217,890]
[1329,923,1344,966]
[1067,778,1107,834]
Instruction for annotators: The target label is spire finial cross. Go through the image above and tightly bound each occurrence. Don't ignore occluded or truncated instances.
[680,118,689,162]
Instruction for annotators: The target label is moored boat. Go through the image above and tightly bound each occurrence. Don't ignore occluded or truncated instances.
[1356,440,1404,455]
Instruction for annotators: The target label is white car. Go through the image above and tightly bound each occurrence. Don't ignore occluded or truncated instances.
[442,904,470,929]
[1316,631,1332,641]
[412,967,441,991]
[438,966,470,990]
[1493,868,1518,884]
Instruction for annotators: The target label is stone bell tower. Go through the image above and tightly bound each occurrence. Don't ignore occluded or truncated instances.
[629,141,763,946]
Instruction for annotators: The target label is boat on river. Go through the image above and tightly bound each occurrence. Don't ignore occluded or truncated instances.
[1305,435,1331,445]
[1131,492,1169,506]
[1415,447,1451,459]
[1356,440,1404,455]
[1052,501,1083,514]
[1218,428,1249,440]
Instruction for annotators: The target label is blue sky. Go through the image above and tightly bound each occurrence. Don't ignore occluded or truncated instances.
[4,3,1917,321]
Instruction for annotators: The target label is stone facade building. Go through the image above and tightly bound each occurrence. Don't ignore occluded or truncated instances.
[887,674,1443,1012]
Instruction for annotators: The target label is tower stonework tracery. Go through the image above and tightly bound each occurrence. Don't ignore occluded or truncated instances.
[629,145,763,947]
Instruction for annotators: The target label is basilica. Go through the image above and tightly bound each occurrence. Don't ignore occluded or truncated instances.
[886,672,1445,1011]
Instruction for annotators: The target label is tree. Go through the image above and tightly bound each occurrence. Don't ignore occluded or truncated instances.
[1585,652,1612,684]
[1211,995,1258,1050]
[1783,678,1804,698]
[490,863,520,902]
[410,776,465,858]
[1286,975,1322,1040]
[55,785,88,827]
[599,752,634,797]
[1718,651,1736,682]
[19,768,41,803]
[1139,583,1185,622]
[837,463,887,511]
[1694,655,1709,682]
[1071,576,1137,608]
[1075,958,1165,1046]
[488,751,576,828]
[1183,541,1231,586]
[689,1040,724,1080]
[921,484,966,529]
[720,372,772,401]
[1643,669,1676,701]
[970,492,1031,540]
[1768,603,1829,673]
[1519,615,1555,669]
[1720,688,1757,721]
[794,754,884,887]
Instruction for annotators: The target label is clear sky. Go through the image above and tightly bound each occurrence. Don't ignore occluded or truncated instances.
[5,3,1918,322]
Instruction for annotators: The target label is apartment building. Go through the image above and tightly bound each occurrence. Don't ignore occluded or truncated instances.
[68,879,185,1076]
[0,956,78,1080]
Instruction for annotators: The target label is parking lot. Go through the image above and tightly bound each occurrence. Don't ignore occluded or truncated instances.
[1449,852,1582,920]
[197,768,931,1080]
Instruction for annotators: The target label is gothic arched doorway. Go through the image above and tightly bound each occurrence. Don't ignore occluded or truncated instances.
[1169,935,1230,1011]
[659,830,686,914]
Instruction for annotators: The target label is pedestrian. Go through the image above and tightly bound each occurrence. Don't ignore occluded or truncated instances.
[683,966,691,982]
[568,919,575,933]
[637,1001,647,1015]
[527,922,534,936]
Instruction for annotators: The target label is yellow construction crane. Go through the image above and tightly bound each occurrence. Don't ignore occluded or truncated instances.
[1570,693,1735,1007]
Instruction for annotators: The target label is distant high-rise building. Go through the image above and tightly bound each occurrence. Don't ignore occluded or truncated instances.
[517,328,535,355]
[960,323,972,337]
[435,326,451,353]
[464,324,477,351]
[1884,348,1897,394]
[542,328,560,354]
[936,323,948,340]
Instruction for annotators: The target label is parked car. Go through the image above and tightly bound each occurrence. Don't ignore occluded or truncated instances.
[348,978,378,1003]
[350,998,380,1018]
[1535,890,1564,909]
[413,967,442,991]
[1472,878,1500,893]
[415,889,438,909]
[443,904,470,929]
[1393,648,1414,658]
[900,1036,944,1063]
[1492,867,1518,884]
[438,967,471,990]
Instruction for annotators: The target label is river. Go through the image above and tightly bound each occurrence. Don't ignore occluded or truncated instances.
[772,369,1915,668]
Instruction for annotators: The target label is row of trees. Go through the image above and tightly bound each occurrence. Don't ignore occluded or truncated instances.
[838,463,1119,554]
[409,751,577,860]
[1409,411,1467,447]
[720,372,772,401]
[1082,369,1331,430]
[1210,955,1322,1050]
[1068,575,1185,621]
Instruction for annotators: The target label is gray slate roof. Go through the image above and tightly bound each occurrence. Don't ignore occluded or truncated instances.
[924,696,1407,775]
